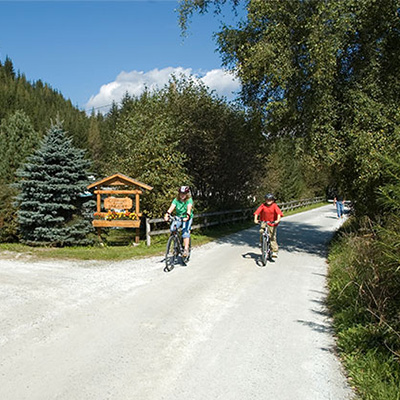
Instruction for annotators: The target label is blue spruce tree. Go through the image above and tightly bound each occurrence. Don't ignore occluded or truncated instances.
[16,123,94,246]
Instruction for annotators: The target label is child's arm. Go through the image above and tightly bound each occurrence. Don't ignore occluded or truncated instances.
[164,203,176,221]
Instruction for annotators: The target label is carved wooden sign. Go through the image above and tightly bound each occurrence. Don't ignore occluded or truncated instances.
[104,197,133,210]
[87,173,153,244]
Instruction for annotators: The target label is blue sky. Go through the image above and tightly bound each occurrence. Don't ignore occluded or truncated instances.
[0,1,244,113]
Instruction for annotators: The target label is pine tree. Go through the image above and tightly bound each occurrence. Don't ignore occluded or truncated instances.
[0,110,40,185]
[15,123,94,246]
[4,56,15,79]
[0,110,40,241]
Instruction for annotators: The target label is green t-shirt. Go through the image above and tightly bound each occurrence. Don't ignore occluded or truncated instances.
[172,197,194,218]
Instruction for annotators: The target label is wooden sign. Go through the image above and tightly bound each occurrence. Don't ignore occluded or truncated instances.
[87,173,153,244]
[104,197,133,210]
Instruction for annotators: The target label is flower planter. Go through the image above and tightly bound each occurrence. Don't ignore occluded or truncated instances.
[92,220,140,228]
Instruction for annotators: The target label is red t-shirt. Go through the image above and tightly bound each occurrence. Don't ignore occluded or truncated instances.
[254,203,283,226]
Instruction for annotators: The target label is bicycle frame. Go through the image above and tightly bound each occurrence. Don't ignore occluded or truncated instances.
[260,222,273,266]
[164,216,191,272]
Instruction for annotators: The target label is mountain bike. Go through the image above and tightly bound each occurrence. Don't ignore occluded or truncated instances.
[164,216,192,272]
[260,222,272,266]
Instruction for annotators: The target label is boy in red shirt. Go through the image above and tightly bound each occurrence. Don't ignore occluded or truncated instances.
[254,193,283,257]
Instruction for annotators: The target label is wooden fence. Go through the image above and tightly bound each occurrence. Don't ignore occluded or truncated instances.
[145,196,325,246]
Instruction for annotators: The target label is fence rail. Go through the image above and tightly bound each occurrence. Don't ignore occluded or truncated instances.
[145,196,324,246]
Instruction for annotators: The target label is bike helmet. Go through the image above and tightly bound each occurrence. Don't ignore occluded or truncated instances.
[265,193,275,201]
[179,186,190,194]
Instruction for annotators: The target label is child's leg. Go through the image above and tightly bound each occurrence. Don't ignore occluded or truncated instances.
[181,218,193,251]
[268,225,278,252]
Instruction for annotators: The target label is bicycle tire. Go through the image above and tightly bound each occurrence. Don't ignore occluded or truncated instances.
[266,236,272,261]
[165,235,178,271]
[261,234,268,266]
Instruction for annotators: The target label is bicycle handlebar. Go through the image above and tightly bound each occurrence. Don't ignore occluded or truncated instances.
[167,215,183,222]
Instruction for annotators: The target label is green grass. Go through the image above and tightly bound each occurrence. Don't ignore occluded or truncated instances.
[327,225,400,400]
[0,202,327,261]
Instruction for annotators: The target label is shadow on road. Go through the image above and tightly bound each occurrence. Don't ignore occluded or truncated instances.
[278,221,334,257]
[296,318,333,334]
[214,218,336,258]
[241,252,275,267]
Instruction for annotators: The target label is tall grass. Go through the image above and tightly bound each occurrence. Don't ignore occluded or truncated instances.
[327,217,400,400]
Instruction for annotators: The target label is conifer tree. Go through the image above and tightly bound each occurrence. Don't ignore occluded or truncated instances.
[4,56,15,79]
[0,110,40,241]
[15,123,93,246]
[0,110,40,184]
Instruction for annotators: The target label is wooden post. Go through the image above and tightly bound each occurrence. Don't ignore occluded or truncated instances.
[146,218,151,246]
[135,192,140,244]
[96,227,103,244]
[97,193,101,212]
[135,193,140,215]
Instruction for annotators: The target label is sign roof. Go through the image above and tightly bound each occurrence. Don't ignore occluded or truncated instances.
[87,173,153,191]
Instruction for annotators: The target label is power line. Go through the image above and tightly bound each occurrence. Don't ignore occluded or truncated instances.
[83,101,122,113]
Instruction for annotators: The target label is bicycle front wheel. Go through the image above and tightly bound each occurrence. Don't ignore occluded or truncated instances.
[165,236,178,271]
[261,234,268,266]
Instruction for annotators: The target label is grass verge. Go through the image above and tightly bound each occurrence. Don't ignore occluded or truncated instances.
[326,222,400,400]
[0,202,327,261]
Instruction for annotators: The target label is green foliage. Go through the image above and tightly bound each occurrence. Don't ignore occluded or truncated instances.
[0,185,19,242]
[0,58,98,244]
[105,91,191,218]
[162,77,264,209]
[0,110,40,242]
[327,221,400,399]
[15,124,94,246]
[260,138,306,201]
[327,153,400,396]
[179,0,400,217]
[0,57,90,149]
[344,348,400,400]
[0,110,40,184]
[105,77,264,216]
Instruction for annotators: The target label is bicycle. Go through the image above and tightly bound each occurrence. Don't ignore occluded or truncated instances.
[259,222,273,266]
[164,216,192,272]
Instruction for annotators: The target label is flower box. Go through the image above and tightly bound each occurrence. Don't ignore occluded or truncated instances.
[92,219,141,228]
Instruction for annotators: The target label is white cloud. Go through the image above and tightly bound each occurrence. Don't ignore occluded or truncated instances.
[201,69,241,98]
[85,67,241,113]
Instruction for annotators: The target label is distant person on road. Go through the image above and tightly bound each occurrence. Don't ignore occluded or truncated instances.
[254,193,283,258]
[333,193,345,219]
[164,186,194,258]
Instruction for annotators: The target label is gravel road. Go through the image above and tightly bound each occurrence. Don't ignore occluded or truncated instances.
[0,204,354,400]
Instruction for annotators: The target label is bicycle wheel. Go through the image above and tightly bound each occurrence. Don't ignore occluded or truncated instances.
[165,236,178,271]
[261,234,268,266]
[266,236,272,261]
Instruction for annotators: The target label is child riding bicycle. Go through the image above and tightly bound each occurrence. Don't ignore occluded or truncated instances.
[254,193,283,258]
[164,186,193,258]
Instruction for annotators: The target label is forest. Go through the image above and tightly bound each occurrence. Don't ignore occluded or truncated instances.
[1,0,400,397]
[0,56,325,244]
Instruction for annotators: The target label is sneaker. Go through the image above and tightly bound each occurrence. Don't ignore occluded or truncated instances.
[182,249,189,258]
[271,252,278,258]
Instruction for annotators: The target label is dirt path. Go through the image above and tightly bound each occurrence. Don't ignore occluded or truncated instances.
[0,205,353,400]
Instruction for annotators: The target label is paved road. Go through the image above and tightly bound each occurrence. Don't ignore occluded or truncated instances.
[0,205,353,400]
